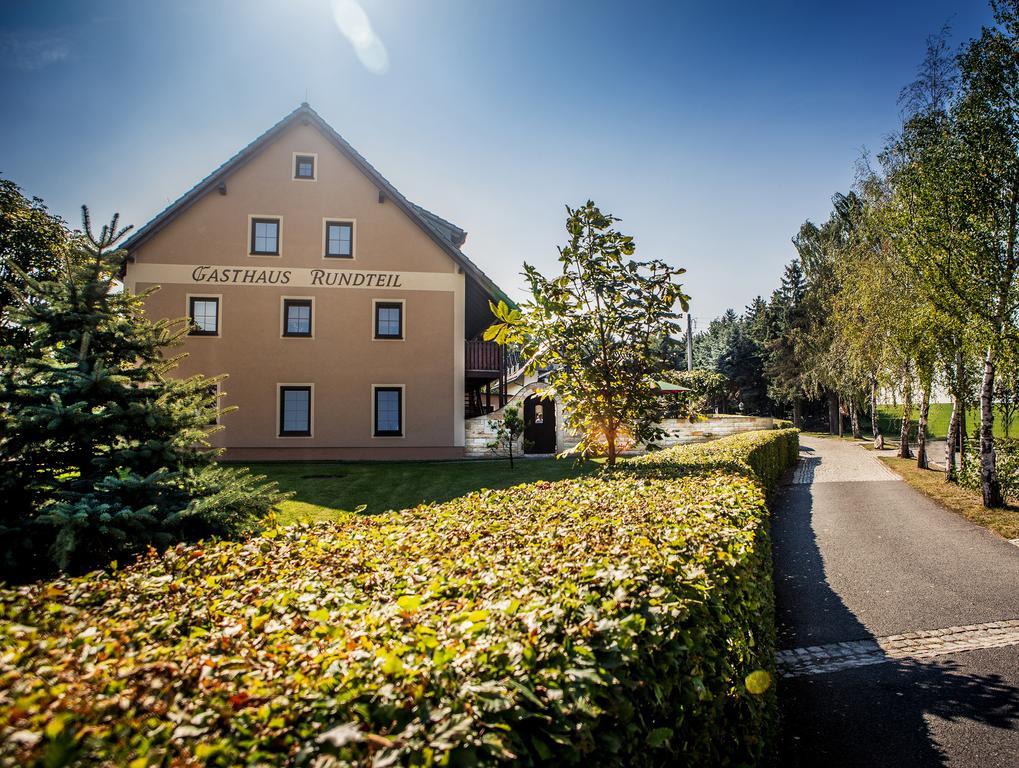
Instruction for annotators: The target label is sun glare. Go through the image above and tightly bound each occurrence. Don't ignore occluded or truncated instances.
[331,0,389,74]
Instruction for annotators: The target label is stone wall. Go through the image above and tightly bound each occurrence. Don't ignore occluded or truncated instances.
[465,389,775,458]
[465,409,524,458]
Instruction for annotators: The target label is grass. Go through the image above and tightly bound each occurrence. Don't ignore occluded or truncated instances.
[879,456,1019,540]
[242,457,598,524]
[876,403,1019,440]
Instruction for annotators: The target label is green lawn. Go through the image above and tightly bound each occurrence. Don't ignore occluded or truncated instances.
[242,457,598,524]
[876,403,1019,440]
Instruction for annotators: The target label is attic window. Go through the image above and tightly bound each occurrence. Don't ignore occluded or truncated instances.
[294,154,316,180]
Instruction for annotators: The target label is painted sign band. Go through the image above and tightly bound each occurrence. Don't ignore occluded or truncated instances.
[126,264,460,292]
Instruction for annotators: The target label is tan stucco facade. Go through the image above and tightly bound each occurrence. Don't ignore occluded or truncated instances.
[123,116,482,460]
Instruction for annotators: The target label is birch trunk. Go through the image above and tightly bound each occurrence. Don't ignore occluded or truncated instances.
[945,397,959,482]
[959,398,968,472]
[899,369,913,460]
[838,399,845,438]
[917,380,931,470]
[979,347,1002,507]
[851,400,862,439]
[828,392,839,435]
[871,377,884,449]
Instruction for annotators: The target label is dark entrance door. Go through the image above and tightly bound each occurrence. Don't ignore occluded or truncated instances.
[523,396,556,453]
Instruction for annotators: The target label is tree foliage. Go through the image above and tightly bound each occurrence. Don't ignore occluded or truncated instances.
[486,201,689,464]
[487,402,525,467]
[696,3,1019,505]
[0,176,69,348]
[0,207,286,579]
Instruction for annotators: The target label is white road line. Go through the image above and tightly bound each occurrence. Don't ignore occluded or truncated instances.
[777,619,1019,677]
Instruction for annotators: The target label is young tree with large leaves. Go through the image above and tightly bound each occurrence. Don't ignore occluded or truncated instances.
[486,201,689,465]
[0,208,285,579]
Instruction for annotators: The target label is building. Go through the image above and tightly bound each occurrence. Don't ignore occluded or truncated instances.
[121,104,512,461]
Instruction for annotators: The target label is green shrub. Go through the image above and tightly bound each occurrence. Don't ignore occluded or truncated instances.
[958,438,1019,501]
[0,430,798,767]
[630,428,800,490]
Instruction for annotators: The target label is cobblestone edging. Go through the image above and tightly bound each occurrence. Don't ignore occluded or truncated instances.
[777,619,1019,677]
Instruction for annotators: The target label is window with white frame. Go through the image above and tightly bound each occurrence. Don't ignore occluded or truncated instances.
[374,302,403,339]
[324,220,353,258]
[374,387,402,437]
[279,386,311,436]
[188,296,219,336]
[283,299,312,337]
[250,217,280,255]
[294,154,315,179]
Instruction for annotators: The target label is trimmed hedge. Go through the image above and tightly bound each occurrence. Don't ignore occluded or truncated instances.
[631,428,800,490]
[0,430,798,767]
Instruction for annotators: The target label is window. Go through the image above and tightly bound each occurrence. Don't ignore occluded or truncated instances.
[324,220,353,258]
[294,153,316,179]
[279,386,312,436]
[188,296,219,336]
[374,301,403,339]
[250,217,280,255]
[374,387,403,437]
[283,299,312,337]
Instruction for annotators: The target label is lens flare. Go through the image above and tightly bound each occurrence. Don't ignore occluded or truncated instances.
[331,0,389,74]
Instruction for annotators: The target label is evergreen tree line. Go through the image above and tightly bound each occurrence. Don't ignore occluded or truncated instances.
[0,180,286,581]
[696,1,1019,508]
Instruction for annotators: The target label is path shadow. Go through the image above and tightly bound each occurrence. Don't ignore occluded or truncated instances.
[771,447,1019,767]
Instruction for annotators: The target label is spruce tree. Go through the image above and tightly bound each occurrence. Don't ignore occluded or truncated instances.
[0,208,286,579]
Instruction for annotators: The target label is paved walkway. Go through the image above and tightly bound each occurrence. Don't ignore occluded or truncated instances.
[773,435,1019,767]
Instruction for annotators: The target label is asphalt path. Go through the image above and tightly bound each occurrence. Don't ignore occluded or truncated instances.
[772,435,1019,767]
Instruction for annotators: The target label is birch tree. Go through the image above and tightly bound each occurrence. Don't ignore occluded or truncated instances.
[887,5,1019,506]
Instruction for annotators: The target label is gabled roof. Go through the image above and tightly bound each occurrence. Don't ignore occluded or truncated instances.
[121,103,512,310]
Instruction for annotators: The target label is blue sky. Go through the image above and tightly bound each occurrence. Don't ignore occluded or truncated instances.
[0,0,995,326]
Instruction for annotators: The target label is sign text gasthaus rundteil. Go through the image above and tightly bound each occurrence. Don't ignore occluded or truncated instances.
[189,265,404,288]
[126,263,457,292]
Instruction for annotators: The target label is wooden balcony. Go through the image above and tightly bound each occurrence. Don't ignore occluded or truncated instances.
[465,339,503,377]
[465,340,508,418]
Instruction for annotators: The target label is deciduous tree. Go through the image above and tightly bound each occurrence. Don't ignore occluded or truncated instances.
[486,201,689,465]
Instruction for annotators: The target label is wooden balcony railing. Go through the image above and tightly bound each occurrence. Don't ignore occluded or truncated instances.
[465,339,503,374]
[465,340,508,417]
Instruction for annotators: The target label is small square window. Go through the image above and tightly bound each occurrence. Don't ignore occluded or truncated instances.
[250,217,280,255]
[295,154,315,179]
[374,302,403,339]
[188,297,219,336]
[283,299,312,337]
[279,386,311,436]
[374,387,402,437]
[325,221,353,258]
